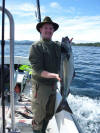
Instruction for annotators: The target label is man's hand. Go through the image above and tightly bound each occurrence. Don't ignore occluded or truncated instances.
[69,38,73,43]
[41,71,61,81]
[54,74,61,81]
[62,36,73,44]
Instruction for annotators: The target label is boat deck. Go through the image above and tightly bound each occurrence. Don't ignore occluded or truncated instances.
[0,79,58,133]
[0,56,58,133]
[0,80,32,133]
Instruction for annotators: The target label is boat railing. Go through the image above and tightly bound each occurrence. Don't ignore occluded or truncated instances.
[0,6,15,132]
[0,56,30,65]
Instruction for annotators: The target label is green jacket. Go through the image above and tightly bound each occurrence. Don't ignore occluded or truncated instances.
[29,39,61,85]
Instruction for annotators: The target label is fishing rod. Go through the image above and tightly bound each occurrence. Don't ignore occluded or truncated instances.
[36,0,41,23]
[36,0,41,39]
[1,0,6,132]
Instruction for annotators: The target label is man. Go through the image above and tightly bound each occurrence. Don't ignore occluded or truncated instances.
[29,16,66,133]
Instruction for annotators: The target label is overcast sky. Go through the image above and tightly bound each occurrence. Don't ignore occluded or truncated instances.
[0,0,100,43]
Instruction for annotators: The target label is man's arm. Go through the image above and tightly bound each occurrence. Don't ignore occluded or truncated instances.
[41,70,61,81]
[29,44,44,75]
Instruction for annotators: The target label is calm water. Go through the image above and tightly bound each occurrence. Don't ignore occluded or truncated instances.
[1,43,100,133]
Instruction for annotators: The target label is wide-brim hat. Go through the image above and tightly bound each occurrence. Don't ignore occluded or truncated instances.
[36,16,59,32]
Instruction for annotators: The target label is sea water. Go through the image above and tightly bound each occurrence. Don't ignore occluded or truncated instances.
[0,43,100,133]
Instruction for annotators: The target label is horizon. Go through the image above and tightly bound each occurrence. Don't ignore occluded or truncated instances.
[1,39,100,44]
[0,0,100,43]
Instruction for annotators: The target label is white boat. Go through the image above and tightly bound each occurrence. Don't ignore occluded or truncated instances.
[0,56,83,133]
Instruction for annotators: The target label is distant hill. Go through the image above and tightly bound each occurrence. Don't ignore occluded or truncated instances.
[14,40,34,45]
[0,40,34,45]
[0,40,100,46]
[72,42,100,47]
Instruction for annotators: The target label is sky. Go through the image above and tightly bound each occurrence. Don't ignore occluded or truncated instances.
[0,0,100,43]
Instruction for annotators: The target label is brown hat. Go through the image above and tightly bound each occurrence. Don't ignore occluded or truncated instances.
[36,16,59,32]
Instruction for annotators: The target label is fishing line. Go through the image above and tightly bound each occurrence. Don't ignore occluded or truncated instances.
[1,0,6,132]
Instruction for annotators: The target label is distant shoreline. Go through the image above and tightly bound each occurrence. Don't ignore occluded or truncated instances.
[0,40,100,47]
[72,42,100,47]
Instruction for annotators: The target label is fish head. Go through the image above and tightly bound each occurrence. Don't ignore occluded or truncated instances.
[61,36,72,60]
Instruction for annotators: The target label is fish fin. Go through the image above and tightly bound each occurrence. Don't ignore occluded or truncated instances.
[56,98,72,114]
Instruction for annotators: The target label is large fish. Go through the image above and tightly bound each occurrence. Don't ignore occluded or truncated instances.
[60,36,75,97]
[54,37,83,133]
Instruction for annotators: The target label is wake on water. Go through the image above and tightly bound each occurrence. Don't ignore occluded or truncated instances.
[68,94,100,133]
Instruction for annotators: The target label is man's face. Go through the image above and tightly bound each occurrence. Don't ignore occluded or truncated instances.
[40,23,54,40]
